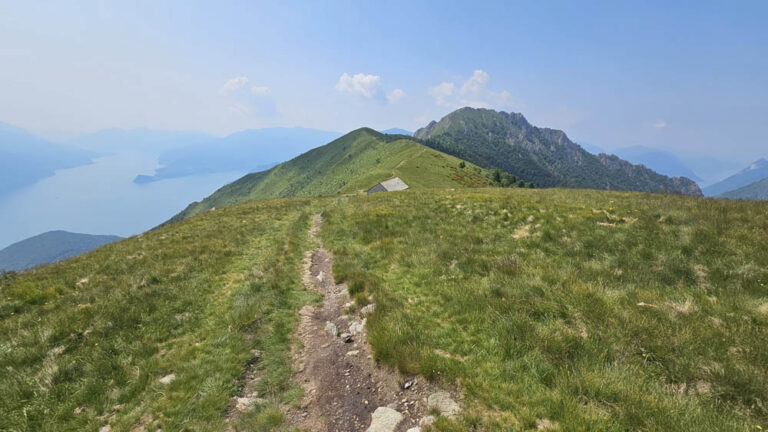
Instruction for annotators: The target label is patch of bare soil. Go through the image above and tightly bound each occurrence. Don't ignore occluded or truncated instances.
[287,215,458,431]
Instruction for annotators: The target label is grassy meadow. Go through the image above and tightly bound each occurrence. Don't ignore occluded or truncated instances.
[322,188,768,431]
[2,185,768,431]
[0,199,317,431]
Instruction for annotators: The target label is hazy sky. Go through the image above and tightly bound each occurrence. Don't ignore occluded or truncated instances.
[1,1,766,161]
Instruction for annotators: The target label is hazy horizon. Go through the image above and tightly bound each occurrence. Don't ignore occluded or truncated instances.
[2,1,767,162]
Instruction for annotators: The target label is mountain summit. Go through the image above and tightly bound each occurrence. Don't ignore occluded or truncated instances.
[415,107,701,195]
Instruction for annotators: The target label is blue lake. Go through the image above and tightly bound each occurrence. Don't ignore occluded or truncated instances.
[0,153,245,249]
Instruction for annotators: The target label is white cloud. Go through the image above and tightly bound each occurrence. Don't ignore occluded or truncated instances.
[228,103,253,115]
[219,76,249,95]
[335,73,382,99]
[250,86,270,96]
[428,82,456,107]
[653,120,667,129]
[460,69,489,96]
[387,88,405,104]
[429,70,514,110]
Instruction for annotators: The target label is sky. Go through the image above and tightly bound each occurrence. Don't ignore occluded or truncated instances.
[1,0,767,161]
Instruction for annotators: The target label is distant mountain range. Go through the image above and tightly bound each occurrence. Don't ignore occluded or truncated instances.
[719,177,768,200]
[379,128,413,136]
[577,141,605,155]
[704,158,768,196]
[133,127,342,183]
[0,122,94,196]
[610,146,703,183]
[0,230,121,272]
[68,128,215,155]
[415,108,701,195]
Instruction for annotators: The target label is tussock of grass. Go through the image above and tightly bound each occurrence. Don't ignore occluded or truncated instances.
[322,188,768,431]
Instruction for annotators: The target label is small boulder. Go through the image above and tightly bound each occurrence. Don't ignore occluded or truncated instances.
[427,391,460,418]
[419,415,436,426]
[366,407,403,432]
[406,428,421,432]
[324,321,338,337]
[349,319,366,335]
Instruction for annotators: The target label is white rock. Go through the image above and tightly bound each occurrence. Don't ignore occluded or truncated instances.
[346,350,360,356]
[406,428,422,432]
[419,415,436,426]
[366,406,403,432]
[360,303,376,316]
[324,321,338,337]
[235,396,256,412]
[159,374,176,385]
[98,426,111,432]
[427,391,460,418]
[349,319,366,335]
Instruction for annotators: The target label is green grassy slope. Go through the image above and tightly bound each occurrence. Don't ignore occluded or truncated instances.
[3,188,768,431]
[169,128,493,222]
[1,198,317,431]
[322,188,768,431]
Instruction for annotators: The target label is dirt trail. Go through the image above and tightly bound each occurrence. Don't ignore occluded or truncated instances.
[288,215,448,432]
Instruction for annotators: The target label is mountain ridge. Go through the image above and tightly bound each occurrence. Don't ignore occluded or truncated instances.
[0,230,122,272]
[0,122,94,196]
[719,177,768,200]
[167,127,495,223]
[704,158,768,196]
[415,107,702,195]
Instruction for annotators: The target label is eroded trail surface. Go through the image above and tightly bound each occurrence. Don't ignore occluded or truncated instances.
[289,215,456,432]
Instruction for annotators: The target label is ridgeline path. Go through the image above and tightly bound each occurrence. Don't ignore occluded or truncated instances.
[287,215,456,432]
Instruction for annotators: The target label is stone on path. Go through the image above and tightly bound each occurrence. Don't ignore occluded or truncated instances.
[366,406,403,432]
[427,391,460,418]
[419,415,436,426]
[324,321,338,337]
[349,319,365,335]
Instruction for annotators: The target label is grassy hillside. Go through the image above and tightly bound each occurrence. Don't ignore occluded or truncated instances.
[0,231,122,272]
[3,187,768,431]
[415,107,702,195]
[720,177,768,200]
[1,198,317,431]
[321,189,768,431]
[169,128,493,222]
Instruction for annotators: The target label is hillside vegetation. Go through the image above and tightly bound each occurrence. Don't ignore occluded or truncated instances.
[415,107,702,195]
[1,199,317,431]
[2,187,768,431]
[170,128,494,222]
